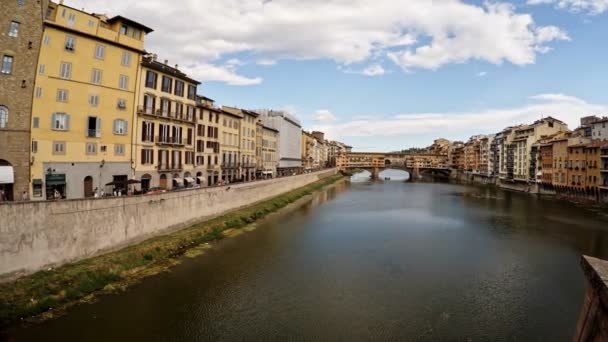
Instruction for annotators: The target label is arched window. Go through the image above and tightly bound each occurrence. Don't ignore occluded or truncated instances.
[0,106,8,128]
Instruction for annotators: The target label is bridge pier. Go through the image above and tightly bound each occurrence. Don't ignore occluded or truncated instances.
[371,167,380,180]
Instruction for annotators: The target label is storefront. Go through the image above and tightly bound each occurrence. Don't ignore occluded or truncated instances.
[45,173,66,200]
[0,165,14,201]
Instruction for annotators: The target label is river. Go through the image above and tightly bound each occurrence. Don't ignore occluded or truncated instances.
[5,170,608,341]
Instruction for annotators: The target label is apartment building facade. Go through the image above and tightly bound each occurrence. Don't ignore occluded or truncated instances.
[260,125,278,178]
[195,95,221,186]
[220,108,242,183]
[240,110,259,181]
[30,2,152,199]
[133,56,199,191]
[258,110,302,176]
[0,0,47,201]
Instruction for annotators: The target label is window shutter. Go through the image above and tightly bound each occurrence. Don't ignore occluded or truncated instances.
[141,149,145,163]
[113,119,118,134]
[65,114,70,130]
[151,122,155,138]
[124,121,128,134]
[51,113,56,129]
[96,117,101,137]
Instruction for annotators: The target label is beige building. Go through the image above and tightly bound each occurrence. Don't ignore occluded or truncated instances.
[133,55,199,191]
[195,95,221,186]
[220,107,242,183]
[1,0,47,201]
[261,125,279,178]
[240,109,259,181]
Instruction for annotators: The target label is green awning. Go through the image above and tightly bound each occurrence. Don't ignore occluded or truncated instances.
[45,174,66,185]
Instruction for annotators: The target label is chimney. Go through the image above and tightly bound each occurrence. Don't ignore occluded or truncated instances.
[164,59,168,65]
[175,64,179,69]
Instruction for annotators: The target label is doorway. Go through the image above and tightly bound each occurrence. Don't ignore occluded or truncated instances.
[84,176,93,198]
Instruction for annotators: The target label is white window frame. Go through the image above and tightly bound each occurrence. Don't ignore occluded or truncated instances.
[43,35,50,46]
[51,112,69,130]
[113,119,128,135]
[59,62,72,79]
[52,141,66,155]
[1,55,14,74]
[0,106,7,129]
[86,142,97,155]
[121,52,131,66]
[91,68,103,84]
[35,87,42,98]
[89,95,99,107]
[38,64,46,75]
[56,89,69,102]
[114,144,125,156]
[119,75,129,90]
[64,35,76,51]
[94,45,105,60]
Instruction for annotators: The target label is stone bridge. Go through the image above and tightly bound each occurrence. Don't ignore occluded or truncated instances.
[337,152,451,181]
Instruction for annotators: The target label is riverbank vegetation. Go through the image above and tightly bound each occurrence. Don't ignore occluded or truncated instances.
[0,174,344,327]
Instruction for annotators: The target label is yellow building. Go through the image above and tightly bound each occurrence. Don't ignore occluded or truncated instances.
[261,125,279,178]
[195,95,221,186]
[220,107,242,183]
[132,55,200,191]
[239,109,258,181]
[30,2,152,199]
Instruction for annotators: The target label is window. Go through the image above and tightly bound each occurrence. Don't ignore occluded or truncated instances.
[161,76,172,93]
[35,87,42,98]
[64,36,76,51]
[52,141,66,154]
[31,140,37,153]
[85,143,97,155]
[43,35,50,46]
[113,119,128,135]
[94,45,105,59]
[88,20,95,28]
[120,24,128,35]
[115,144,125,156]
[89,95,99,107]
[117,98,127,110]
[141,149,154,164]
[142,121,154,142]
[38,64,46,74]
[185,151,194,165]
[32,117,39,128]
[121,52,131,66]
[0,106,7,128]
[8,21,20,37]
[91,68,103,84]
[119,75,129,90]
[59,62,72,79]
[51,113,69,130]
[145,70,157,89]
[1,55,13,74]
[56,89,69,102]
[143,94,155,113]
[187,84,196,100]
[67,13,76,26]
[174,80,184,96]
[87,116,101,137]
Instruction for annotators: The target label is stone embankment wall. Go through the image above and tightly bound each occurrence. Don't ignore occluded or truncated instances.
[0,169,337,279]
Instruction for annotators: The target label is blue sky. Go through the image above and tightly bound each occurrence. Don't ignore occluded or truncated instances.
[71,0,608,151]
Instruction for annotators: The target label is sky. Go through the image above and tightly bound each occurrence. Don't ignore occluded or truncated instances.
[67,0,608,151]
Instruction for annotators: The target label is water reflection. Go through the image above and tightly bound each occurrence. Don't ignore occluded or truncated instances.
[5,180,608,341]
[350,169,410,182]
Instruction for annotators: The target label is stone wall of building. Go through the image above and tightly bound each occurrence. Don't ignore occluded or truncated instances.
[0,0,47,200]
[0,169,337,279]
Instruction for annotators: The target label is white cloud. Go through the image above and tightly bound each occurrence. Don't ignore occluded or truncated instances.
[312,109,336,123]
[312,94,607,145]
[477,71,488,77]
[528,0,608,14]
[361,64,386,76]
[256,59,277,66]
[67,0,569,83]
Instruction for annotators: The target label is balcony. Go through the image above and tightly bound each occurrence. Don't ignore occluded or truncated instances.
[155,136,187,146]
[137,106,156,117]
[157,163,183,171]
[221,162,240,168]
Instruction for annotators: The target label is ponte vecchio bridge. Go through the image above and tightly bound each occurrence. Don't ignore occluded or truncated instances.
[336,152,451,181]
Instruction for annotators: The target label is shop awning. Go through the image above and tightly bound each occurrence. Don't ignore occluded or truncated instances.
[45,173,66,185]
[0,166,14,184]
[197,177,205,182]
[173,178,184,185]
[185,177,195,183]
[262,171,274,175]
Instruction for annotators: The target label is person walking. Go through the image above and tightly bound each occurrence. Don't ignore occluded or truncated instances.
[21,191,28,201]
